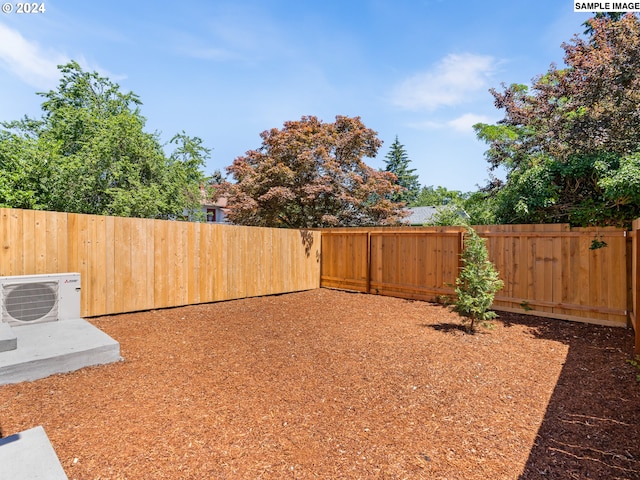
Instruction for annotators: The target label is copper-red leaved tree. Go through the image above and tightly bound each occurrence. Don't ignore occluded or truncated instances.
[222,115,406,228]
[474,13,640,226]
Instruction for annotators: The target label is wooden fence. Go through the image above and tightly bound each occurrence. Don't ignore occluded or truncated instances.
[321,226,463,302]
[320,224,631,330]
[1,207,638,351]
[632,219,640,354]
[0,208,321,317]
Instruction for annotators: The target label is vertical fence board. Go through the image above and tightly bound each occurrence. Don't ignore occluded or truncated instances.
[165,221,179,307]
[229,225,243,298]
[199,225,212,301]
[211,224,226,301]
[245,228,259,297]
[78,214,92,315]
[129,218,147,312]
[370,234,382,292]
[113,216,130,314]
[434,234,444,290]
[633,219,640,353]
[178,221,190,306]
[22,210,35,274]
[559,234,571,317]
[88,215,107,316]
[186,222,198,305]
[65,213,78,280]
[33,210,47,273]
[44,211,58,273]
[609,234,627,324]
[104,215,115,315]
[0,210,10,276]
[153,220,168,309]
[8,208,18,275]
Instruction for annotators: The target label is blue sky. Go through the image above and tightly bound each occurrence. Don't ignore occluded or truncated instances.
[0,1,594,192]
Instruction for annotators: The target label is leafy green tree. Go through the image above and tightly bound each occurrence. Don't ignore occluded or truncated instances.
[382,136,420,204]
[454,227,504,333]
[0,61,208,219]
[0,130,55,210]
[412,186,496,226]
[223,115,406,228]
[424,205,469,227]
[475,14,640,227]
[412,185,466,207]
[462,191,497,225]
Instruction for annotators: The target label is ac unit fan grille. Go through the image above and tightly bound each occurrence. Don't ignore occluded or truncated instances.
[2,282,58,323]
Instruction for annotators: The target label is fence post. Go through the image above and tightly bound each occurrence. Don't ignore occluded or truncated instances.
[366,231,372,294]
[634,220,640,354]
[458,228,466,274]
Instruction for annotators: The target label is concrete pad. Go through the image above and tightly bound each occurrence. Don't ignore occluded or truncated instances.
[0,319,121,385]
[0,323,17,352]
[0,426,68,480]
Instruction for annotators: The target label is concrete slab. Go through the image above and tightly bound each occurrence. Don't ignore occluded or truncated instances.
[0,323,17,352]
[0,426,68,480]
[0,319,121,385]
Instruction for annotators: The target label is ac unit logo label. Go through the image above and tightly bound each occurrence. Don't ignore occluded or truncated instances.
[575,2,640,10]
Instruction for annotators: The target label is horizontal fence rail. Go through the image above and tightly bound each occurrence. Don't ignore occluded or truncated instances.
[320,224,632,330]
[0,208,321,317]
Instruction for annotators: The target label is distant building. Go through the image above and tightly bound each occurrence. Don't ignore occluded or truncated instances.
[404,206,470,226]
[201,195,229,223]
[195,185,229,223]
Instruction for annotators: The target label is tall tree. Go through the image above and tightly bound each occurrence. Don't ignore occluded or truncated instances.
[412,185,466,207]
[583,12,627,34]
[475,14,640,226]
[382,136,420,204]
[411,186,497,225]
[223,115,406,228]
[0,62,208,218]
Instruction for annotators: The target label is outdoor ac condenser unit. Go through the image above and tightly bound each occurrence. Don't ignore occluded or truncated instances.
[0,273,81,326]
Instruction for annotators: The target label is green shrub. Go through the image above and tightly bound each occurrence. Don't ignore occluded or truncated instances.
[454,227,504,333]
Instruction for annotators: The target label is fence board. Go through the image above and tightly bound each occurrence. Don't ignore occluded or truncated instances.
[22,210,35,274]
[105,215,115,315]
[632,219,640,354]
[0,208,320,317]
[88,215,107,316]
[187,222,199,305]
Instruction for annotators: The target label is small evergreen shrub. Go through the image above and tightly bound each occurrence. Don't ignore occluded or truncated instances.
[454,227,504,333]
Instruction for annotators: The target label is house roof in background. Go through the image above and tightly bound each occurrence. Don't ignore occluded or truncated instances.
[405,206,470,225]
[405,206,439,225]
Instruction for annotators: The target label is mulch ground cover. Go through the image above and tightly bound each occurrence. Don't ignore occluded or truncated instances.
[1,288,639,479]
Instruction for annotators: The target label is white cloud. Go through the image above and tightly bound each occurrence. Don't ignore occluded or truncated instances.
[391,53,497,111]
[447,113,492,133]
[407,113,493,134]
[0,23,68,89]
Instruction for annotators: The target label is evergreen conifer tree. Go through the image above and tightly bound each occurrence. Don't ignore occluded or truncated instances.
[382,136,420,204]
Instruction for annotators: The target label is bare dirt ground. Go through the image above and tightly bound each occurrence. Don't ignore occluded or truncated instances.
[1,288,639,479]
